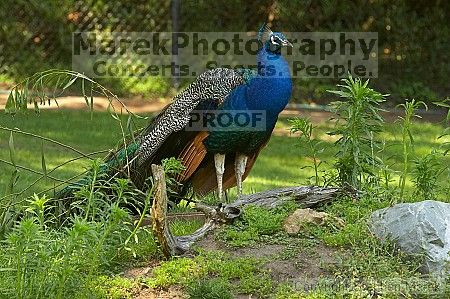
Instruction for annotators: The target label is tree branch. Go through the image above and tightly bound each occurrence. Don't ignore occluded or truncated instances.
[150,164,353,258]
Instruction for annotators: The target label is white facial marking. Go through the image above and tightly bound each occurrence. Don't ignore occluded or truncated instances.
[270,35,279,45]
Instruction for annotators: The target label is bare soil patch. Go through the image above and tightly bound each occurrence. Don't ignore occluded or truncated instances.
[195,233,339,285]
[126,231,341,298]
[134,286,186,299]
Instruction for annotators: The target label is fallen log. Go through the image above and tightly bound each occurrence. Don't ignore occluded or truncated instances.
[150,164,353,258]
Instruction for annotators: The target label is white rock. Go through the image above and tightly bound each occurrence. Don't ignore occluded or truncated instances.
[369,200,450,278]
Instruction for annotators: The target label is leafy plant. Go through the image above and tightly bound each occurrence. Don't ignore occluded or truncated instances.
[411,151,442,201]
[161,157,186,191]
[0,70,148,236]
[24,194,51,228]
[0,177,158,298]
[289,117,324,185]
[397,99,426,200]
[327,75,386,189]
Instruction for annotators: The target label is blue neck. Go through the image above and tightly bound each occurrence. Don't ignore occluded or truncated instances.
[246,47,292,117]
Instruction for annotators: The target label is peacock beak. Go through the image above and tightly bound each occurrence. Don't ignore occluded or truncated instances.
[282,39,293,47]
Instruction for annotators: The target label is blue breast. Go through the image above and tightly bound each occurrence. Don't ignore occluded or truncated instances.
[204,45,292,154]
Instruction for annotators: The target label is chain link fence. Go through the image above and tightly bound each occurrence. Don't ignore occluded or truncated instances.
[0,0,448,102]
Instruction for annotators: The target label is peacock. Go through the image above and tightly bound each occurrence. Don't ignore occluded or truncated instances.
[58,24,293,202]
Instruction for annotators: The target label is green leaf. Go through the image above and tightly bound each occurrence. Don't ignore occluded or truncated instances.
[407,129,415,144]
[4,92,16,114]
[8,132,15,166]
[52,74,61,99]
[0,268,16,272]
[108,103,120,120]
[62,75,78,90]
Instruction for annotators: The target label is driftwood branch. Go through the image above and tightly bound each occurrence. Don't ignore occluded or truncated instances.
[150,164,352,258]
[150,164,184,257]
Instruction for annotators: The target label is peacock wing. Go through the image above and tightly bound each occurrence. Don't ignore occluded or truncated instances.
[135,68,250,167]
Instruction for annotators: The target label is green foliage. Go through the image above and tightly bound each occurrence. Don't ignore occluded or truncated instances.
[411,151,441,201]
[0,213,153,298]
[187,278,233,299]
[170,219,204,236]
[161,157,186,196]
[146,250,273,297]
[289,117,324,185]
[88,276,137,299]
[397,99,427,200]
[2,0,448,102]
[390,81,439,104]
[1,75,449,297]
[434,98,450,155]
[221,202,296,247]
[0,74,14,85]
[118,76,171,97]
[24,194,50,227]
[303,195,385,247]
[0,165,159,298]
[328,76,386,189]
[148,257,201,288]
[239,273,274,297]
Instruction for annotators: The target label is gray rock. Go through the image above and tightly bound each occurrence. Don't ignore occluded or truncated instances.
[369,200,450,277]
[283,208,345,235]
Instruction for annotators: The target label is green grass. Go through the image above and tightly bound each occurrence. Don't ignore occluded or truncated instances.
[219,201,297,247]
[0,110,149,197]
[144,250,273,297]
[0,108,449,298]
[170,218,204,236]
[1,109,448,199]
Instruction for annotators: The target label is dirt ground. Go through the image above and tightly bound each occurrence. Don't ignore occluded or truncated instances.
[1,94,446,125]
[125,231,342,299]
[196,233,339,285]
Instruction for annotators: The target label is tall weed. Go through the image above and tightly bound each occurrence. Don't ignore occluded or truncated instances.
[327,76,386,189]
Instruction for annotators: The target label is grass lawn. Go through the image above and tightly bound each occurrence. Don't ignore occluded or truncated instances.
[0,109,448,198]
[0,109,449,298]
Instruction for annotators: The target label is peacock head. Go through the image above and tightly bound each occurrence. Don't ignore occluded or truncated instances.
[258,23,292,54]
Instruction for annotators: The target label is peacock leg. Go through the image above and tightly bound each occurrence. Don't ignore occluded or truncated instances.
[214,153,226,201]
[235,153,248,196]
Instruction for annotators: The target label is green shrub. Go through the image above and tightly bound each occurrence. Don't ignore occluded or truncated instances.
[412,151,442,201]
[390,81,439,104]
[397,99,427,200]
[328,76,386,189]
[148,258,202,288]
[0,168,158,298]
